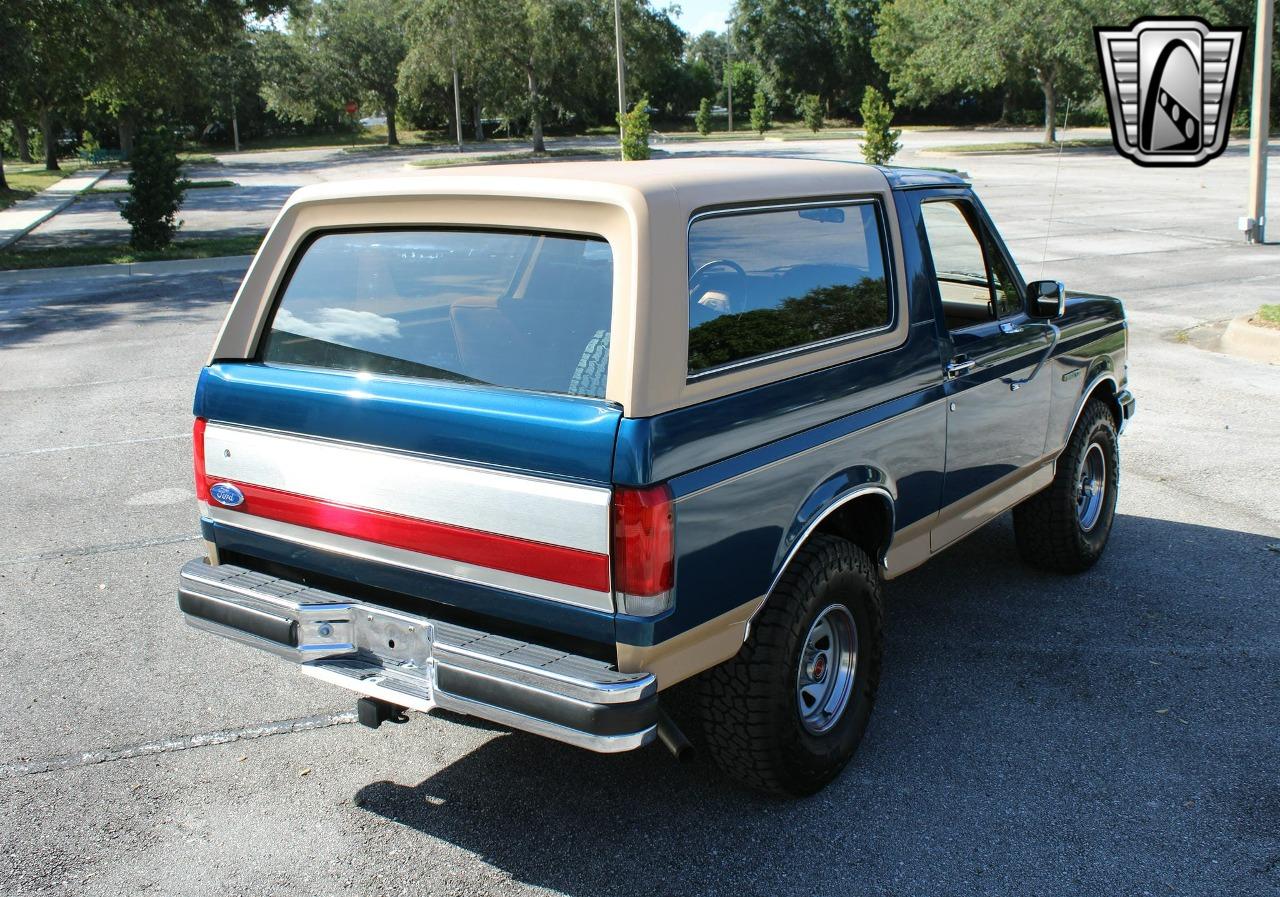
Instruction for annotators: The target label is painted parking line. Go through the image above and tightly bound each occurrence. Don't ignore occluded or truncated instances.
[0,432,188,459]
[0,711,357,779]
[0,534,201,566]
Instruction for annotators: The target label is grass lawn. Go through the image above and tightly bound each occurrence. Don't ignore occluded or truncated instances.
[927,138,1114,154]
[1254,304,1280,329]
[87,179,237,194]
[411,147,620,169]
[0,233,264,271]
[202,124,467,155]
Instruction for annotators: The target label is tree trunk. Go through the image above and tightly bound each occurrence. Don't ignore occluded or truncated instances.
[14,116,32,163]
[385,96,399,145]
[0,143,8,192]
[1000,87,1013,125]
[39,107,59,171]
[118,112,137,161]
[1040,74,1057,144]
[527,70,545,153]
[473,100,484,141]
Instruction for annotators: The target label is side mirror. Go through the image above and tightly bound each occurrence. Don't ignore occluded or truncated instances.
[1027,280,1065,318]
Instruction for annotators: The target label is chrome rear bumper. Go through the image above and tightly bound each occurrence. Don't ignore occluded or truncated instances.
[177,560,657,752]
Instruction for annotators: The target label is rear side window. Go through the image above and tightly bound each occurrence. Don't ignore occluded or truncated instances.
[260,230,613,399]
[687,201,891,376]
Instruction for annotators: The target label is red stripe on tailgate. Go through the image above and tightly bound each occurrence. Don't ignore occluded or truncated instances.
[204,478,610,593]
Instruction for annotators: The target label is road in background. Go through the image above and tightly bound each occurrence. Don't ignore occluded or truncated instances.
[1,142,1277,897]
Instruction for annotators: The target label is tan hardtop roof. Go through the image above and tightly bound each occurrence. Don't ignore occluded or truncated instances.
[285,156,892,220]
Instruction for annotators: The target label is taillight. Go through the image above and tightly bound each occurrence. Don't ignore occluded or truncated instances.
[611,484,675,616]
[193,417,209,501]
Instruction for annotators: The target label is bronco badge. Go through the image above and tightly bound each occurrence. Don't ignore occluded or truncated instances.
[1094,17,1245,167]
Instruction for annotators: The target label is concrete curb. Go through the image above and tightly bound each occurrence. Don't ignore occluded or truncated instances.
[0,254,253,285]
[0,169,111,250]
[1220,315,1280,364]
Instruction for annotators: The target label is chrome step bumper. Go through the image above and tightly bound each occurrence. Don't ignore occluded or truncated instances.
[177,560,657,753]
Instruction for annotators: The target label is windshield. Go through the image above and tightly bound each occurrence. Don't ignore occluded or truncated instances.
[260,230,614,399]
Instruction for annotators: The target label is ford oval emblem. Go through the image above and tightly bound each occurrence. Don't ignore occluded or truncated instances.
[209,482,245,508]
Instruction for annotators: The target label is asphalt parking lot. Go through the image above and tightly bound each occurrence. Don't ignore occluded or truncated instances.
[1,142,1278,897]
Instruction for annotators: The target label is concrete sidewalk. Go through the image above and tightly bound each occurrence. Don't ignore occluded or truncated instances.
[0,168,109,249]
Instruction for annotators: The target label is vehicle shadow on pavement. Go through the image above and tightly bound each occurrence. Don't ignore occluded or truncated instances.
[353,512,1280,896]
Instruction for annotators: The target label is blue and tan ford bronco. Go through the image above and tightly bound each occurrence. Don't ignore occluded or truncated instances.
[179,157,1135,795]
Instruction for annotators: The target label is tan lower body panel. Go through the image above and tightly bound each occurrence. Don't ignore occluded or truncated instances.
[616,596,763,690]
[929,459,1055,552]
[886,457,1055,579]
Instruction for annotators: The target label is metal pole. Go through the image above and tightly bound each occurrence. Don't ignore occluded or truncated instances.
[230,58,241,153]
[1246,0,1274,243]
[452,57,464,153]
[231,91,240,153]
[614,0,627,158]
[725,20,733,133]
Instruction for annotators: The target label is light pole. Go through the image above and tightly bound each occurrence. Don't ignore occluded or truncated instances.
[725,20,733,133]
[1246,0,1274,243]
[614,0,627,158]
[451,52,464,153]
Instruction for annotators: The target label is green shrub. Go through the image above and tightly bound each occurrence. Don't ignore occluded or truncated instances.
[695,97,712,137]
[750,89,771,135]
[617,97,651,161]
[860,87,902,166]
[801,94,824,133]
[80,130,100,157]
[119,128,191,250]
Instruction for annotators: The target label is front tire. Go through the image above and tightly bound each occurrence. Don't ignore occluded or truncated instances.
[696,534,884,797]
[1013,398,1120,572]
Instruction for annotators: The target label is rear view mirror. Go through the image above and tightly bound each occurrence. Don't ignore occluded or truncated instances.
[798,207,845,224]
[1028,280,1065,318]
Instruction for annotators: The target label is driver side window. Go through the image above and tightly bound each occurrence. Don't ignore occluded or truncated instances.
[920,200,1021,331]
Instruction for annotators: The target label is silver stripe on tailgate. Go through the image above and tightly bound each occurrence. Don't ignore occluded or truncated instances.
[203,423,611,555]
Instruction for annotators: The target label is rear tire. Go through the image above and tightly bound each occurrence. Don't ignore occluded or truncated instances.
[1013,399,1120,573]
[696,534,883,797]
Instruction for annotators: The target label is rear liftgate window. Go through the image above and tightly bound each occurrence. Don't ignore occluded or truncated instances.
[686,202,892,376]
[261,230,614,399]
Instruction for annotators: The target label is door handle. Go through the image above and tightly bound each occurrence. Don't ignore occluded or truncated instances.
[999,321,1023,334]
[946,356,976,378]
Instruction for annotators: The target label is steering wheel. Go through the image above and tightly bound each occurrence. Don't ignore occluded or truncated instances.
[689,259,747,315]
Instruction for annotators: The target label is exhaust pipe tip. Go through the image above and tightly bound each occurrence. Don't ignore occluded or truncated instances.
[656,708,694,762]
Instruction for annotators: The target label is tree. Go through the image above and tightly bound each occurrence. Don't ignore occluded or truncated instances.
[729,0,883,116]
[319,0,409,144]
[403,0,609,153]
[259,0,407,144]
[119,127,190,249]
[728,59,762,119]
[696,97,712,136]
[873,0,1103,143]
[750,88,771,134]
[10,0,99,170]
[0,1,27,190]
[800,93,823,132]
[93,2,219,159]
[686,30,728,85]
[618,96,651,159]
[732,0,841,108]
[859,86,901,164]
